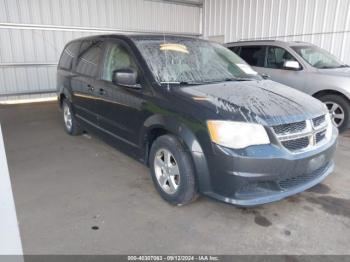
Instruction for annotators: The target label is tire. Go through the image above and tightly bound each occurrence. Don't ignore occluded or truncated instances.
[149,134,198,206]
[318,94,350,133]
[62,99,83,136]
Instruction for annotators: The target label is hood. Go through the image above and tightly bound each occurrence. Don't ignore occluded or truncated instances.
[175,80,326,126]
[317,67,350,77]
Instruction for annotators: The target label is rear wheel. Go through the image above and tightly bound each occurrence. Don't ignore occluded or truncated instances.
[149,135,198,206]
[62,99,82,136]
[319,94,350,133]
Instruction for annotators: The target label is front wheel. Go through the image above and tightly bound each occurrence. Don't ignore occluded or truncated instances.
[319,94,350,133]
[149,135,198,206]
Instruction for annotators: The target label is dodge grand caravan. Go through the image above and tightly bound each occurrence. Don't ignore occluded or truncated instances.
[57,35,338,206]
[226,40,350,133]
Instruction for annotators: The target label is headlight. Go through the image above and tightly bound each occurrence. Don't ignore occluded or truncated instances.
[207,120,270,149]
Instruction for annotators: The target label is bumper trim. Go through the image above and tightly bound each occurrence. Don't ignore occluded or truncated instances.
[203,162,334,207]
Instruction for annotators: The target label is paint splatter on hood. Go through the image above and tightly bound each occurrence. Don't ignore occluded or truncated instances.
[176,80,326,126]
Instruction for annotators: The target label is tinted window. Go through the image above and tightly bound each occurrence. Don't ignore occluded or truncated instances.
[266,46,297,69]
[102,42,138,82]
[76,40,103,77]
[229,46,241,54]
[59,42,80,70]
[239,46,266,67]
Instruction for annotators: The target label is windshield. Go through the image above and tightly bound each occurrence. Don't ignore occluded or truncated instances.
[133,37,260,84]
[291,45,346,69]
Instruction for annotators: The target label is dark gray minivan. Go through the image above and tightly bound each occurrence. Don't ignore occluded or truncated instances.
[57,34,337,206]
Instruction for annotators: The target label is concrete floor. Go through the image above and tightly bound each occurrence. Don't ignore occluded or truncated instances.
[1,101,350,255]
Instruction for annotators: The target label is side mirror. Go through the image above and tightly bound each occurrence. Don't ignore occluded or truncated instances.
[283,60,301,70]
[112,68,141,89]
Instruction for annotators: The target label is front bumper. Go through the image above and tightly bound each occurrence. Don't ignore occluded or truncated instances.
[202,127,338,206]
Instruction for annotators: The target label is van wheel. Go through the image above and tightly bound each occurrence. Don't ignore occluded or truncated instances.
[62,99,82,135]
[319,94,350,133]
[149,135,198,206]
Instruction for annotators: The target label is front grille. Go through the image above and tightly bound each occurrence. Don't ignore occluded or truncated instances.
[272,114,328,153]
[273,121,306,135]
[281,137,309,151]
[316,130,327,143]
[278,164,328,190]
[313,115,326,127]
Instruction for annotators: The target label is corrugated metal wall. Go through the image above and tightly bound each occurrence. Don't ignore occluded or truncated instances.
[203,0,350,64]
[6,0,349,100]
[0,0,202,100]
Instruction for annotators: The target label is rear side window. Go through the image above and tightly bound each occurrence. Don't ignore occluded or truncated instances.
[75,40,104,77]
[229,46,241,54]
[58,42,80,70]
[266,46,297,69]
[239,46,266,67]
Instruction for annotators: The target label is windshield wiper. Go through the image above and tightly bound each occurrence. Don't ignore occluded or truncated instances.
[179,81,204,85]
[319,66,338,69]
[160,81,202,85]
[224,77,253,82]
[320,65,349,69]
[160,78,253,86]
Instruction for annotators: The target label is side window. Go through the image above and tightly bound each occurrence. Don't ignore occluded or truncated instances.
[229,46,241,54]
[239,46,266,67]
[102,42,138,82]
[58,42,80,70]
[75,40,103,77]
[266,46,297,69]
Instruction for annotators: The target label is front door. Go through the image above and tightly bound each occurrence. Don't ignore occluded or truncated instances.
[255,46,305,91]
[94,40,146,147]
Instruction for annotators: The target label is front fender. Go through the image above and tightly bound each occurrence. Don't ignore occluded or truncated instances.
[140,114,212,193]
[307,74,350,100]
[62,88,73,103]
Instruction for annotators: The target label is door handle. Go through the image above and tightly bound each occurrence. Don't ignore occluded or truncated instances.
[87,84,94,92]
[99,88,106,95]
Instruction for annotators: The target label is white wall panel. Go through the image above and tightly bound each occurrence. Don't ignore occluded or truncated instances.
[0,0,202,99]
[204,0,350,64]
[0,0,201,33]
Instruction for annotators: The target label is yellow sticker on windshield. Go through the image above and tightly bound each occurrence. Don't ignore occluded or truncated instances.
[160,43,189,54]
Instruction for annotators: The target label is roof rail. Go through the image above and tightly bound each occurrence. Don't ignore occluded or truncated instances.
[226,39,279,44]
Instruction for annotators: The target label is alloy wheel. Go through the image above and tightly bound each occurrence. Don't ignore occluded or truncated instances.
[325,101,345,127]
[63,103,73,131]
[154,148,180,194]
